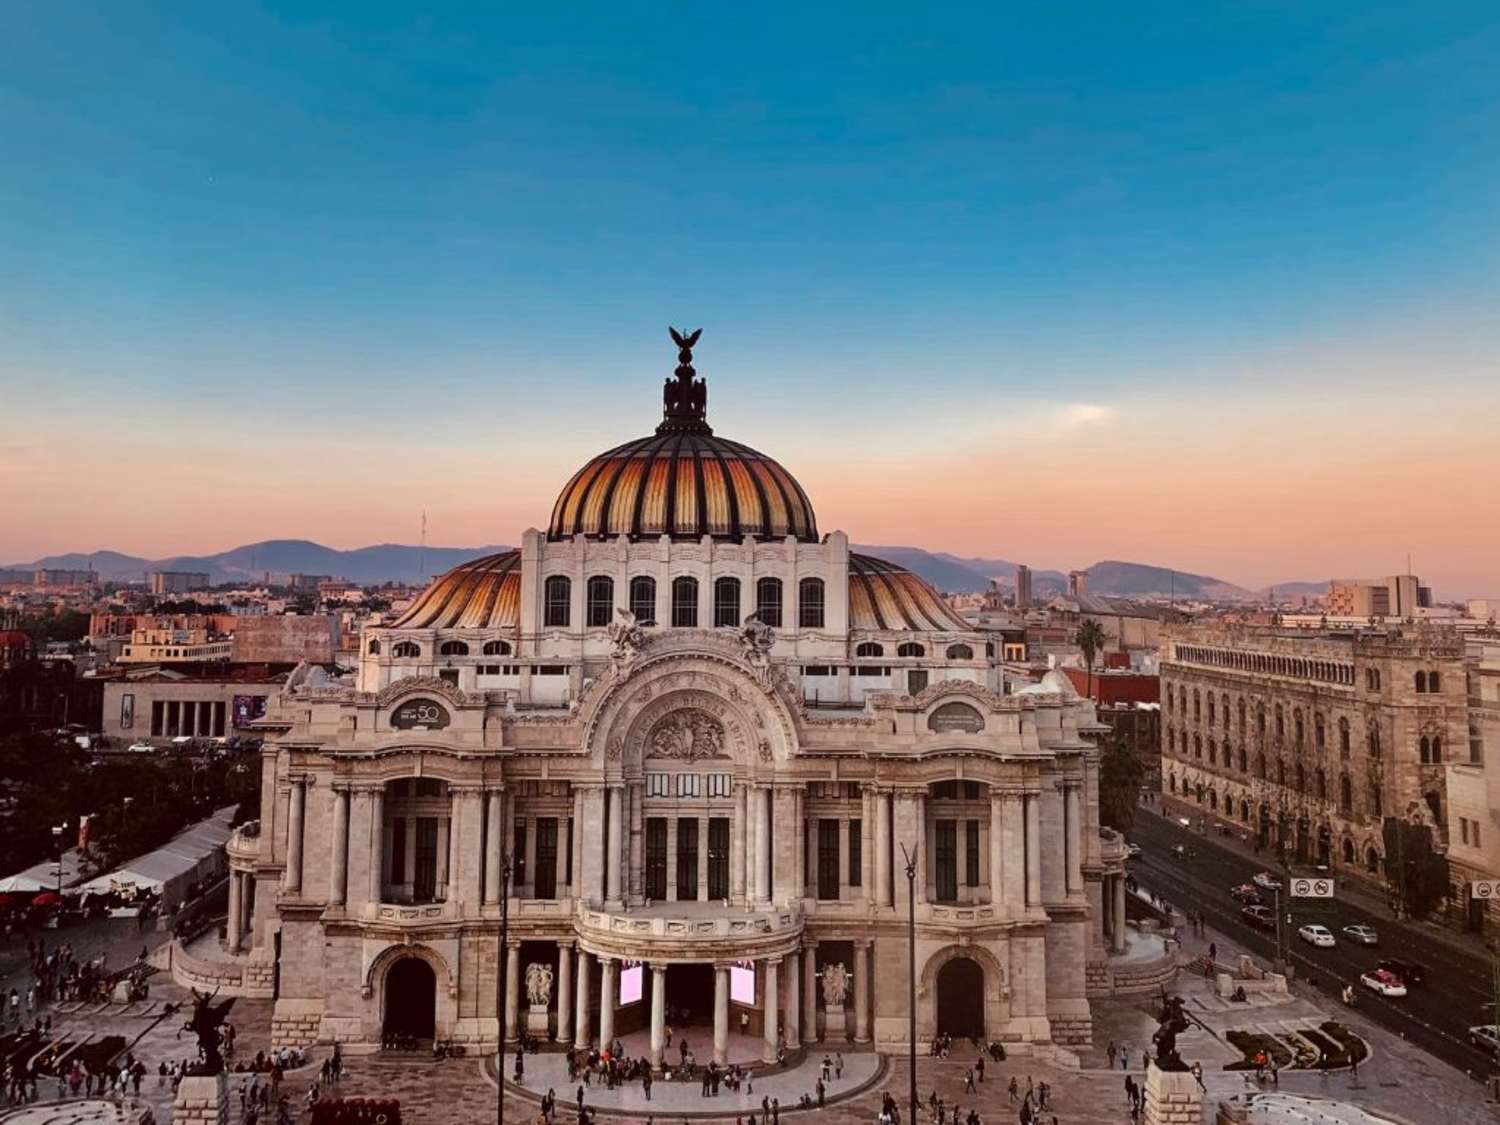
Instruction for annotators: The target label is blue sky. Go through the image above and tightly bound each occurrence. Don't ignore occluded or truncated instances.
[3,3,1498,592]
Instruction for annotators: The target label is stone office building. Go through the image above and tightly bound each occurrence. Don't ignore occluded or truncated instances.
[1160,622,1469,883]
[234,334,1121,1060]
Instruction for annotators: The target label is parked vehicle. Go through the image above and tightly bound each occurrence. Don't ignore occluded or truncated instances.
[127,742,155,754]
[1252,871,1283,891]
[1377,958,1427,987]
[1126,843,1142,858]
[1241,905,1276,931]
[1469,1025,1500,1055]
[1360,969,1408,997]
[1298,924,1335,948]
[1342,924,1379,946]
[1229,883,1263,905]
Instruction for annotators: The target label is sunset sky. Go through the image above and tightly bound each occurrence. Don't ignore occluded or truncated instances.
[3,4,1498,595]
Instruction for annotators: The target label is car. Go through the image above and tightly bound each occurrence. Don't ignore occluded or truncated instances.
[127,742,155,754]
[1298,924,1335,948]
[1229,883,1263,905]
[1126,843,1142,858]
[1469,1025,1500,1055]
[1241,905,1276,931]
[1170,844,1194,862]
[1252,871,1283,891]
[1342,924,1379,946]
[1377,958,1426,987]
[1360,969,1408,997]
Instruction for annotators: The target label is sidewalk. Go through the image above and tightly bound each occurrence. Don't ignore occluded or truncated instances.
[1147,799,1495,964]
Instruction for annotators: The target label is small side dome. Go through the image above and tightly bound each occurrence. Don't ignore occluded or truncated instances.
[392,551,522,629]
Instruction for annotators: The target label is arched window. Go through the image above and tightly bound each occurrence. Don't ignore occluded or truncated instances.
[798,578,825,629]
[1165,688,1174,715]
[1369,784,1382,817]
[1419,735,1431,763]
[1315,769,1327,801]
[1193,690,1201,721]
[1274,705,1284,741]
[1238,698,1246,731]
[1295,764,1306,792]
[544,576,571,628]
[1237,747,1247,773]
[1193,735,1202,759]
[1294,709,1304,746]
[1169,774,1178,794]
[1222,693,1230,727]
[1277,759,1286,786]
[672,577,699,628]
[855,642,884,658]
[1314,714,1325,748]
[1339,774,1352,814]
[439,640,470,656]
[1240,799,1251,822]
[1338,718,1350,758]
[1342,838,1355,865]
[712,577,741,628]
[754,578,783,628]
[1255,753,1266,779]
[392,641,421,659]
[482,640,511,656]
[1425,791,1442,824]
[630,576,657,624]
[586,576,615,628]
[945,643,974,660]
[1415,671,1427,693]
[1208,740,1217,766]
[1368,726,1381,758]
[1366,847,1381,873]
[367,639,381,655]
[897,642,926,658]
[1207,696,1216,725]
[1256,704,1266,737]
[1208,790,1218,812]
[1429,671,1441,693]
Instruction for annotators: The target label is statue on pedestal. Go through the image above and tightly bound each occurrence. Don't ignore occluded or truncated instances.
[1151,994,1190,1072]
[181,987,236,1076]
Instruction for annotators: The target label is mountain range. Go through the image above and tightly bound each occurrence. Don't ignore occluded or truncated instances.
[7,539,1328,602]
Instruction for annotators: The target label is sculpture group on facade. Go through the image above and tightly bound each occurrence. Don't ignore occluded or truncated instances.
[738,616,776,686]
[525,962,554,1008]
[820,961,849,1008]
[607,608,648,676]
[648,709,728,761]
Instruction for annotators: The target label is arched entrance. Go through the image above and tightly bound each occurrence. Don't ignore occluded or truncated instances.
[935,957,984,1039]
[384,957,436,1041]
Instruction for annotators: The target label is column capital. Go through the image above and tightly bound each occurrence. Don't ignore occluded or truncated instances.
[506,938,522,951]
[803,937,819,951]
[451,783,487,796]
[762,955,783,968]
[351,782,386,796]
[713,960,737,972]
[557,938,576,952]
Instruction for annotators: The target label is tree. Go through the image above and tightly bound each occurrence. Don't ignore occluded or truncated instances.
[1382,817,1449,920]
[1075,619,1107,699]
[1098,731,1145,834]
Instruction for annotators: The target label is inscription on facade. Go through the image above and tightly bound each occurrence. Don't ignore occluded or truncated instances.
[391,698,451,730]
[928,702,985,733]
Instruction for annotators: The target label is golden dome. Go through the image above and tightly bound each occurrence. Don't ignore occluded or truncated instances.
[848,553,970,632]
[391,550,521,629]
[548,329,819,542]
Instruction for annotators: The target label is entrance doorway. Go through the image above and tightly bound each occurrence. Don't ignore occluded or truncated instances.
[665,963,714,1026]
[384,958,436,1041]
[935,957,983,1039]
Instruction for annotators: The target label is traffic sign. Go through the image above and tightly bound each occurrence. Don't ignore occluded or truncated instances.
[1290,877,1334,898]
[1471,880,1500,900]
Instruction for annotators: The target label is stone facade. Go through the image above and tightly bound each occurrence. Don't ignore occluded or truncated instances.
[1160,623,1470,892]
[236,350,1115,1058]
[1144,1065,1203,1125]
[172,1073,231,1125]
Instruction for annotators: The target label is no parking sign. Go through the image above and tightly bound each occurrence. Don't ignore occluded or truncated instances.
[1471,880,1500,900]
[1289,877,1334,898]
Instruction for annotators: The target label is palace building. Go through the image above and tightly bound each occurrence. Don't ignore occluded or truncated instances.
[228,332,1124,1061]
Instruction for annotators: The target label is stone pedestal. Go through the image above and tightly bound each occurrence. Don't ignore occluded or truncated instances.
[173,1072,231,1125]
[527,1003,551,1037]
[823,1002,847,1040]
[1144,1063,1202,1125]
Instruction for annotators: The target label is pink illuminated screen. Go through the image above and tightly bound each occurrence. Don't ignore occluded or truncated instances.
[618,964,643,1005]
[730,964,755,1005]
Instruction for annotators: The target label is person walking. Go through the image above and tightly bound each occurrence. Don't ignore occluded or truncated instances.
[1106,1040,1116,1068]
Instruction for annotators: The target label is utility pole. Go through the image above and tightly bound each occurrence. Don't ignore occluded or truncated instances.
[900,842,918,1125]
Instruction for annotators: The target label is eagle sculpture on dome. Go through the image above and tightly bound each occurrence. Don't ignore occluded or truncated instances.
[669,326,702,351]
[661,327,709,430]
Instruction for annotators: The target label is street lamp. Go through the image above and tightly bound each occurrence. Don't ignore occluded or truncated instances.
[52,824,65,894]
[495,851,513,1125]
[899,842,918,1125]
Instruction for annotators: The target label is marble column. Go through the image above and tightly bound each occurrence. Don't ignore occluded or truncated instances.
[650,964,667,1069]
[330,786,349,906]
[606,786,624,902]
[448,795,465,901]
[762,957,780,1064]
[874,790,892,907]
[241,875,254,940]
[732,783,748,901]
[368,786,385,905]
[484,789,504,904]
[1065,784,1083,895]
[784,949,801,1046]
[1113,875,1129,953]
[226,872,242,950]
[803,942,818,1044]
[504,941,521,1043]
[1024,793,1042,908]
[988,791,1004,906]
[713,964,730,1066]
[556,941,574,1044]
[754,786,771,902]
[912,790,928,903]
[574,948,592,1050]
[284,778,306,893]
[853,941,871,1043]
[599,958,617,1051]
[571,787,585,899]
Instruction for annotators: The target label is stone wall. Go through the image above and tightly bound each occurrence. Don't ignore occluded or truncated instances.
[1085,951,1179,997]
[1144,1064,1202,1125]
[272,998,325,1048]
[169,940,276,998]
[173,1073,230,1125]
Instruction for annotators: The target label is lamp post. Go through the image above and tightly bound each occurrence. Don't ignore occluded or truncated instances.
[495,852,513,1125]
[899,842,918,1125]
[52,824,65,895]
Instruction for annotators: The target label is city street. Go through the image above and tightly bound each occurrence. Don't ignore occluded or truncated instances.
[1129,805,1499,1076]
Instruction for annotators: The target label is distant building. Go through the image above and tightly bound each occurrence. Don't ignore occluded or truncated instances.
[1326,574,1432,618]
[118,627,233,664]
[148,570,212,595]
[102,666,285,743]
[0,630,33,670]
[34,568,96,589]
[230,615,339,664]
[1067,570,1088,598]
[0,661,104,735]
[288,573,334,591]
[1058,664,1159,707]
[1093,702,1161,788]
[1016,564,1033,610]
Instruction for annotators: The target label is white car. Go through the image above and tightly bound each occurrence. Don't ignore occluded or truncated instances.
[1360,969,1408,997]
[1252,871,1283,891]
[1298,924,1335,948]
[1342,924,1379,946]
[1126,843,1142,858]
[127,742,155,754]
[1469,1025,1500,1055]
